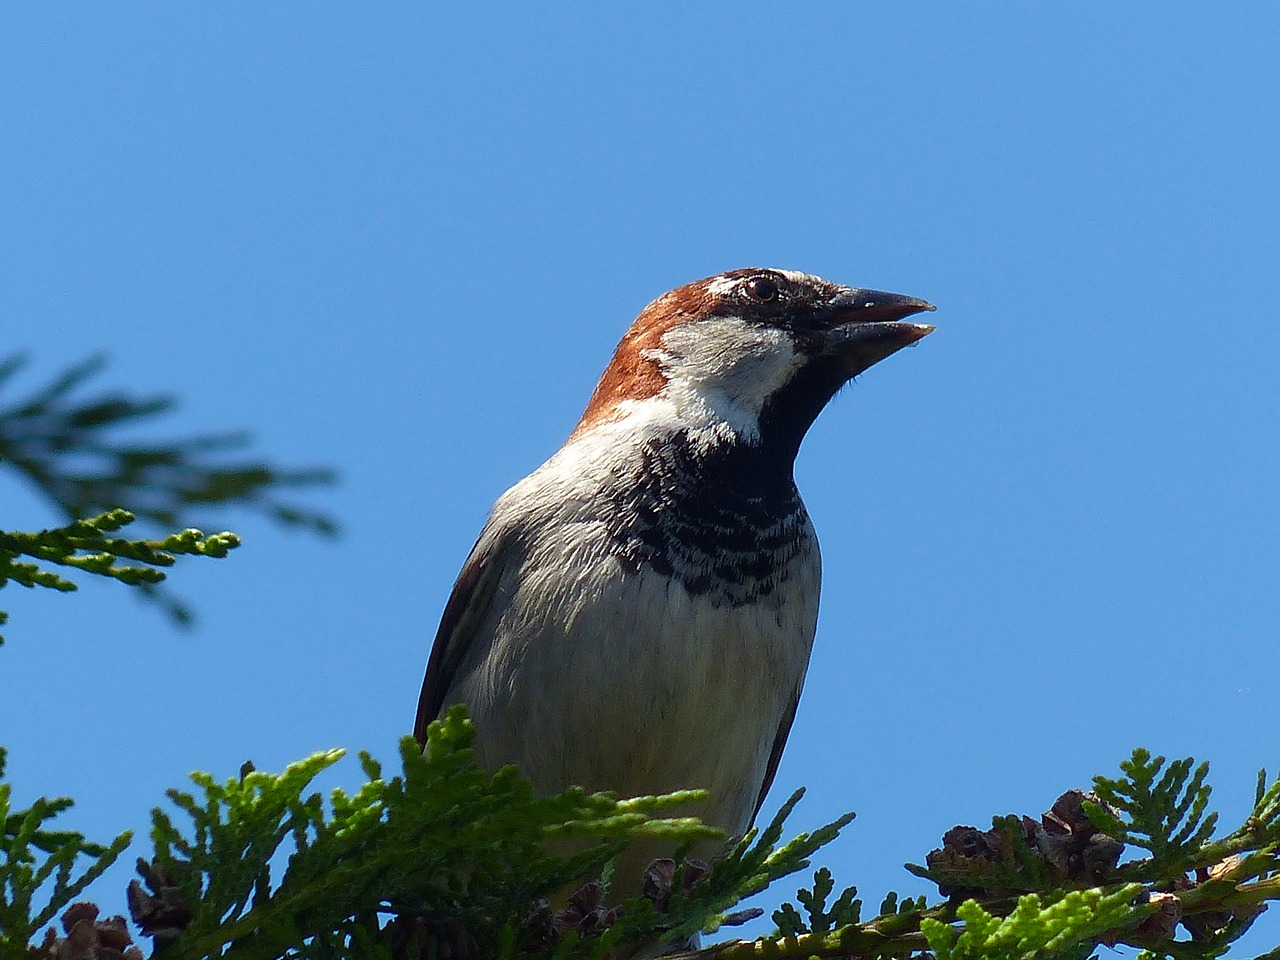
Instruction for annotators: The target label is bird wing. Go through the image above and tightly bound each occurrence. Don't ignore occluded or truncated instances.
[413,520,515,745]
[752,688,801,822]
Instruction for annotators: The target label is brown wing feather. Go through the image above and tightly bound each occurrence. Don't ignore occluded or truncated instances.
[413,525,511,745]
[752,690,801,822]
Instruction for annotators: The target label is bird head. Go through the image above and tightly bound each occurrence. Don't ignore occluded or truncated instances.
[572,268,934,463]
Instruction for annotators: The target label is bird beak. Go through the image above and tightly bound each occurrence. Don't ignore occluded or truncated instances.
[819,288,936,376]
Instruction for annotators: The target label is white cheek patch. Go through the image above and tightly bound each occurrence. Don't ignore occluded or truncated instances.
[645,317,803,443]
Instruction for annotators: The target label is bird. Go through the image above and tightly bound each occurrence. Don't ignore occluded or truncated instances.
[415,267,934,893]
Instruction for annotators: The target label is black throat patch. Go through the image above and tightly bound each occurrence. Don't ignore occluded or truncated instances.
[605,432,814,607]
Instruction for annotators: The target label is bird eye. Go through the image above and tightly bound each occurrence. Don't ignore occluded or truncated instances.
[745,276,779,302]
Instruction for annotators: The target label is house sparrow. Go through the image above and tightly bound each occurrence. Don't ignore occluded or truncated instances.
[415,268,934,891]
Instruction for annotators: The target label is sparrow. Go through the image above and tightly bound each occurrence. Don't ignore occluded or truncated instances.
[415,268,934,892]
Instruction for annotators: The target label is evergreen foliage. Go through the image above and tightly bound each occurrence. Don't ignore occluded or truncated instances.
[0,508,240,643]
[1087,750,1217,870]
[918,887,1146,960]
[0,747,132,959]
[0,354,336,536]
[114,711,868,958]
[773,867,862,936]
[7,725,1280,959]
[134,708,725,958]
[0,354,335,626]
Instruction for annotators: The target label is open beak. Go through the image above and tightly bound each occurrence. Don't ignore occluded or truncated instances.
[819,288,936,376]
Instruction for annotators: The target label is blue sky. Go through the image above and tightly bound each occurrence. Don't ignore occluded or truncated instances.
[3,4,1279,952]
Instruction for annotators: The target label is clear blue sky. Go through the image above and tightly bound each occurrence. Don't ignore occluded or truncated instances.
[3,4,1278,952]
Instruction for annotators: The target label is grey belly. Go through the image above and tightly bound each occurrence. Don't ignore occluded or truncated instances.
[447,554,818,843]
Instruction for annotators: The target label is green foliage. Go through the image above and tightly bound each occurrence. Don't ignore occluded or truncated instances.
[918,886,1147,960]
[0,354,336,535]
[773,867,861,936]
[1087,749,1217,870]
[0,354,336,626]
[1216,765,1280,858]
[0,508,240,643]
[24,709,858,959]
[134,707,733,958]
[703,753,1280,960]
[877,890,928,918]
[608,790,856,947]
[7,735,1280,959]
[0,747,132,959]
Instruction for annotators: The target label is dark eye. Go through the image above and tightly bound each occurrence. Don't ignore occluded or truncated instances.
[744,275,778,302]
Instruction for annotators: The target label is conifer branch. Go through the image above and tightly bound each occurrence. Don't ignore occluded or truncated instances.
[0,354,336,537]
[0,354,336,627]
[0,509,240,643]
[9,731,1280,960]
[0,747,133,958]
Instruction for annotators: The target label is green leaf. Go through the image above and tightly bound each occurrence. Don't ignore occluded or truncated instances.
[1091,749,1217,869]
[0,747,132,953]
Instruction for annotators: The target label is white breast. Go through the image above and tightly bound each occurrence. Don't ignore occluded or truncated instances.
[444,423,821,837]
